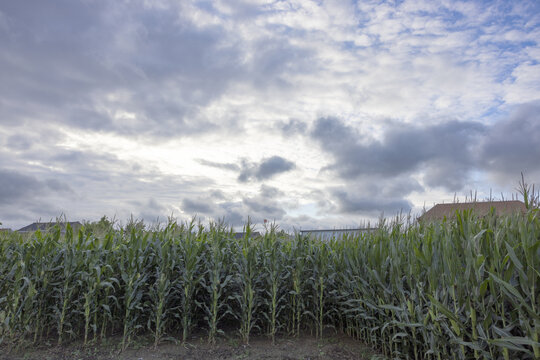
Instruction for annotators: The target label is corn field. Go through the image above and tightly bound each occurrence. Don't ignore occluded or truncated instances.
[0,212,539,359]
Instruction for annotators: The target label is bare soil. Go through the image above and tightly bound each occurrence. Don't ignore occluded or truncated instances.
[0,333,382,360]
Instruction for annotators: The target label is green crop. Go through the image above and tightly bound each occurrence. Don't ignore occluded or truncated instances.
[0,209,538,359]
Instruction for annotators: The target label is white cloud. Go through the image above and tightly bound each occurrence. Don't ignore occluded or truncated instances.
[504,63,540,104]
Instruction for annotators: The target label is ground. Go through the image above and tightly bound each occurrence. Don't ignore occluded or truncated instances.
[0,333,384,360]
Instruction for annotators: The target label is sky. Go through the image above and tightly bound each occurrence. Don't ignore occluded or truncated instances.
[1,0,540,231]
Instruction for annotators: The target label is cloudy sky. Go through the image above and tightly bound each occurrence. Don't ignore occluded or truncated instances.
[1,0,539,230]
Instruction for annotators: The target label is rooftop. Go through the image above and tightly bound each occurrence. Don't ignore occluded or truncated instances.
[17,221,83,233]
[419,200,527,222]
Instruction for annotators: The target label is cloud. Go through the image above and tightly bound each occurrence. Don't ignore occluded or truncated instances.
[137,198,169,222]
[324,176,422,217]
[0,169,72,205]
[197,159,240,172]
[6,135,32,151]
[181,197,214,215]
[242,197,286,220]
[199,156,296,182]
[333,190,412,215]
[0,138,218,228]
[479,101,540,180]
[259,184,284,198]
[310,117,485,191]
[216,203,246,227]
[238,156,296,182]
[0,168,75,227]
[0,0,247,138]
[45,179,73,193]
[240,184,288,221]
[248,37,317,89]
[180,184,288,225]
[279,119,308,136]
[307,101,539,212]
[0,169,44,205]
[181,198,247,227]
[1,0,539,230]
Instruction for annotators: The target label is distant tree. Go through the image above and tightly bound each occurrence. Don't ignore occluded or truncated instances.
[96,216,114,228]
[83,215,116,236]
[124,215,146,234]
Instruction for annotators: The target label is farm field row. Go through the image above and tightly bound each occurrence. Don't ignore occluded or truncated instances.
[0,211,538,359]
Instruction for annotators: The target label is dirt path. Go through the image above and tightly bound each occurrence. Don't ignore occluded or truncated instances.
[1,334,383,360]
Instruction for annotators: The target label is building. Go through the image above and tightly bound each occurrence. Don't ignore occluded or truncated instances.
[0,228,12,234]
[299,228,373,241]
[17,221,83,234]
[418,200,527,222]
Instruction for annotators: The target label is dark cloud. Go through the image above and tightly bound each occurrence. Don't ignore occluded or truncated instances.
[238,156,296,182]
[259,185,284,198]
[181,198,214,215]
[45,179,73,193]
[239,184,288,221]
[0,168,73,228]
[323,176,421,217]
[182,199,247,227]
[280,119,308,136]
[379,177,424,197]
[40,149,125,183]
[209,190,227,200]
[311,117,485,191]
[137,198,168,222]
[0,198,67,228]
[0,1,320,140]
[256,156,296,179]
[199,156,296,183]
[197,159,240,172]
[0,169,43,204]
[6,135,32,151]
[216,202,246,227]
[242,197,286,219]
[181,185,287,225]
[479,101,540,178]
[0,0,245,138]
[249,37,316,89]
[306,105,540,215]
[0,169,72,205]
[333,190,412,215]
